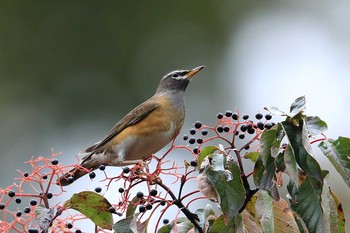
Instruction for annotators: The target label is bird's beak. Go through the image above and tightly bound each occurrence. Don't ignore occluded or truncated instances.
[187,65,205,79]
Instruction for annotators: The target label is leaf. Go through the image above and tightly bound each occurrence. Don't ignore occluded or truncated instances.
[157,217,193,233]
[318,137,350,187]
[114,218,133,233]
[255,191,274,233]
[244,152,260,163]
[208,214,244,233]
[290,96,306,118]
[264,106,288,116]
[205,160,245,219]
[64,191,113,230]
[198,146,218,168]
[126,196,139,219]
[241,210,263,233]
[329,189,346,233]
[273,199,299,233]
[284,145,298,187]
[305,116,328,136]
[195,204,216,232]
[288,175,323,233]
[281,121,323,182]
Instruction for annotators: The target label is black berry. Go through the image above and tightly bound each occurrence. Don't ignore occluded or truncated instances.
[89,172,96,179]
[30,199,37,206]
[240,125,247,132]
[67,176,74,184]
[75,230,82,233]
[265,123,273,129]
[136,191,144,199]
[244,145,250,150]
[196,138,203,144]
[183,134,189,141]
[235,130,240,135]
[150,189,158,197]
[225,110,232,117]
[194,121,202,129]
[15,198,21,204]
[189,128,196,135]
[99,164,106,171]
[139,205,146,212]
[146,204,153,210]
[16,211,22,217]
[123,167,130,174]
[193,148,199,154]
[223,126,230,132]
[95,187,102,193]
[24,207,30,213]
[201,130,208,136]
[47,193,53,199]
[8,190,15,198]
[0,203,4,209]
[163,219,170,224]
[238,134,245,139]
[109,206,116,213]
[242,114,249,120]
[67,223,73,229]
[28,229,39,233]
[265,114,272,120]
[118,187,125,193]
[42,174,48,180]
[188,137,196,144]
[217,113,223,119]
[232,113,239,120]
[217,125,223,133]
[23,172,29,177]
[51,159,59,165]
[190,161,197,167]
[247,127,255,134]
[160,200,166,206]
[255,113,263,120]
[257,122,264,130]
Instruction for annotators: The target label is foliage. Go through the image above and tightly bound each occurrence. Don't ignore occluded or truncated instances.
[0,96,349,233]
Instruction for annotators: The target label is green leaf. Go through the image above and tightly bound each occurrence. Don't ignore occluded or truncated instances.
[198,146,218,168]
[114,218,133,233]
[290,96,306,118]
[195,204,216,232]
[281,121,323,182]
[284,145,298,187]
[288,175,323,233]
[318,137,350,187]
[255,191,274,233]
[157,217,193,233]
[244,152,260,163]
[305,116,328,136]
[64,191,113,230]
[205,160,245,219]
[126,196,139,219]
[208,214,244,233]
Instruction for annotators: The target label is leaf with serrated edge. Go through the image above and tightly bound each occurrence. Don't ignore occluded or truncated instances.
[64,191,113,230]
[318,137,350,187]
[290,96,306,118]
[306,116,328,136]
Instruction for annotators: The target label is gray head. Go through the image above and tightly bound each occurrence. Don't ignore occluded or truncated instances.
[156,66,204,94]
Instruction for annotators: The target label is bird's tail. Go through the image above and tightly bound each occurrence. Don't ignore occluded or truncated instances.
[57,168,90,186]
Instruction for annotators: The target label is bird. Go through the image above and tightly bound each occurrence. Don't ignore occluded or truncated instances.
[58,65,205,186]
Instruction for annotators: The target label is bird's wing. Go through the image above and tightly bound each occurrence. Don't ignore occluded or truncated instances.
[81,99,159,163]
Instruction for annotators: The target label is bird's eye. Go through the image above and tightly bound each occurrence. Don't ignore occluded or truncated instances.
[172,73,179,78]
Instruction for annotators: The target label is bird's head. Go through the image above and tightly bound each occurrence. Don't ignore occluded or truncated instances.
[156,65,204,94]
